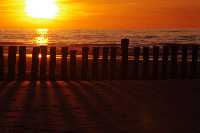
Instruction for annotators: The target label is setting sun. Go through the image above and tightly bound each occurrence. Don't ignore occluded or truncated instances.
[25,0,58,19]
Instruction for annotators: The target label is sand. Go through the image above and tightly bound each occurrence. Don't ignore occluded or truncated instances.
[0,80,194,133]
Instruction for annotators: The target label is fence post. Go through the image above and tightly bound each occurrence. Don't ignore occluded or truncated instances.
[31,47,40,81]
[7,46,17,81]
[92,47,100,80]
[153,46,159,79]
[162,46,169,79]
[102,47,109,80]
[70,50,77,80]
[18,46,26,80]
[181,46,188,78]
[0,46,4,81]
[61,47,68,80]
[49,47,56,80]
[110,47,117,80]
[191,45,198,78]
[40,46,47,80]
[170,46,178,78]
[133,47,140,79]
[142,47,149,79]
[81,47,89,80]
[121,38,129,79]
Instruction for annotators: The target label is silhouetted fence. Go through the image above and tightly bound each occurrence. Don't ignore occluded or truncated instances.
[0,38,199,81]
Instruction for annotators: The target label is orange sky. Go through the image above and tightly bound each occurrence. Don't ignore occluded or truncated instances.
[0,0,200,29]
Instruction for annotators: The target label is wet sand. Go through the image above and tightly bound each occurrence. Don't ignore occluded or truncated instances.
[0,80,194,133]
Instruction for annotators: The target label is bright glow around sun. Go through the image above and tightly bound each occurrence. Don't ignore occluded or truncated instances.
[26,0,58,19]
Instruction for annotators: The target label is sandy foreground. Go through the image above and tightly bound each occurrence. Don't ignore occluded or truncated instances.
[0,80,195,133]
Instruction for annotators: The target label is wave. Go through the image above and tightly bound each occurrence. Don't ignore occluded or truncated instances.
[0,29,200,46]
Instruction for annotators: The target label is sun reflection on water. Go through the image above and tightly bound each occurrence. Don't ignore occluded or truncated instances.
[33,28,49,46]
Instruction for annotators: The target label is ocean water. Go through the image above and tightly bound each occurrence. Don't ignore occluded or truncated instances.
[0,29,200,47]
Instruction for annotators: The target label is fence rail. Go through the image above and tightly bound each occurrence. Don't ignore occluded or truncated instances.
[0,39,199,81]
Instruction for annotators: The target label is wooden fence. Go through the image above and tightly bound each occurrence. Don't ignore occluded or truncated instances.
[0,39,199,81]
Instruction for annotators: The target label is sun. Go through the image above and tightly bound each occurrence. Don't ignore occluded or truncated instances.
[26,0,58,19]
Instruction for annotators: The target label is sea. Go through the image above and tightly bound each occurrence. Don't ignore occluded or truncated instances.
[0,29,200,47]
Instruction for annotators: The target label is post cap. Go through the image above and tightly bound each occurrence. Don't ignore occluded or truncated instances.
[121,38,129,43]
[121,38,129,48]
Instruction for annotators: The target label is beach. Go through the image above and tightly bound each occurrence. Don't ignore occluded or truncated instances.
[0,80,194,132]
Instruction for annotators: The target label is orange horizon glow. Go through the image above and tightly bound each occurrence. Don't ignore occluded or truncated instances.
[0,0,200,29]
